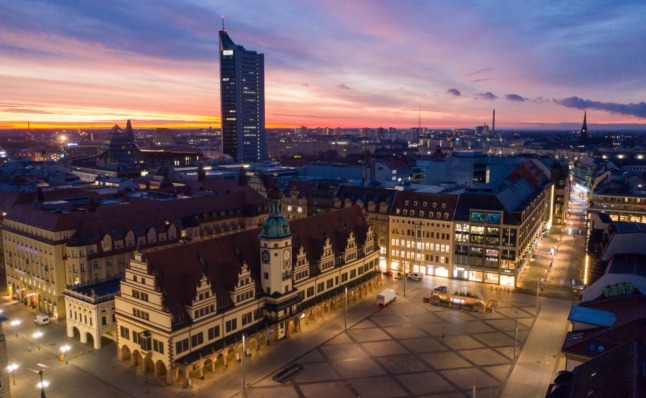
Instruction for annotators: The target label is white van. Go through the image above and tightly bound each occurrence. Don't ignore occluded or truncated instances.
[407,272,424,281]
[376,289,397,306]
[34,313,50,325]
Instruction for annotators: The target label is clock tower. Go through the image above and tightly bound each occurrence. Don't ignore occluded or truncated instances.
[259,187,294,296]
[259,187,301,340]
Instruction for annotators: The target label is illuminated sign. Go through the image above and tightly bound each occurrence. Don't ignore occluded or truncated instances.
[223,50,233,56]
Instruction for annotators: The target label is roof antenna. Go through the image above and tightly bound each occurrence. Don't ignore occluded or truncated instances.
[221,15,225,31]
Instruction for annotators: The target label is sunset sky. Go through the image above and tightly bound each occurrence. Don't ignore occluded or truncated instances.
[1,1,645,130]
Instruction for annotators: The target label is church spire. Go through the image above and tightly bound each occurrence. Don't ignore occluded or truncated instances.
[580,111,589,144]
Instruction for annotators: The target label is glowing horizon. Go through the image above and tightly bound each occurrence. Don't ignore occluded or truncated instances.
[1,1,645,131]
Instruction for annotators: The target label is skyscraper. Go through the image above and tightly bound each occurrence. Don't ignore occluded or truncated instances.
[219,29,266,163]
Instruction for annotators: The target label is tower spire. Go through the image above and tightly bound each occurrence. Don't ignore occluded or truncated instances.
[580,111,589,144]
[221,15,225,31]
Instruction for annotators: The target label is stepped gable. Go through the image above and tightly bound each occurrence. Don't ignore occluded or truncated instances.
[141,205,370,318]
[289,205,370,266]
[143,228,262,317]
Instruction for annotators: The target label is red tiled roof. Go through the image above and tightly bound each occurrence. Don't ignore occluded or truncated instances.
[142,205,371,318]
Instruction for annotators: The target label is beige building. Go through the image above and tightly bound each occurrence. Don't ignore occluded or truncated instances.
[388,192,458,278]
[64,277,120,349]
[114,194,380,386]
[3,181,268,320]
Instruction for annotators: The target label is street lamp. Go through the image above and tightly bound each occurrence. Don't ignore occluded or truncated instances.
[7,362,18,386]
[344,286,348,331]
[513,311,519,361]
[536,277,543,314]
[37,369,48,398]
[60,344,71,363]
[10,319,21,338]
[33,330,43,351]
[241,334,247,397]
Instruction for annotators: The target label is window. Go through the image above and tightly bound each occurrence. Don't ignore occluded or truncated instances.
[208,325,220,340]
[242,311,253,326]
[225,319,237,333]
[139,333,151,351]
[191,332,203,347]
[175,338,189,354]
[120,326,130,340]
[132,290,148,301]
[153,339,165,354]
[133,308,149,321]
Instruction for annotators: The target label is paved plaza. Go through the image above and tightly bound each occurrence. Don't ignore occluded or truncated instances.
[240,290,548,398]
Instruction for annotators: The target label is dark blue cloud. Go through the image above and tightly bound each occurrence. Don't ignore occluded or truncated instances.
[475,92,497,100]
[556,97,646,119]
[0,1,218,61]
[446,88,461,96]
[506,94,527,102]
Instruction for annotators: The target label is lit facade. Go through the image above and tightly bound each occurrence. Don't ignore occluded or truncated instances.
[114,200,380,386]
[388,192,457,278]
[3,186,268,320]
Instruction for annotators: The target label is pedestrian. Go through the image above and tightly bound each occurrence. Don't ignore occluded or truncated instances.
[442,332,445,339]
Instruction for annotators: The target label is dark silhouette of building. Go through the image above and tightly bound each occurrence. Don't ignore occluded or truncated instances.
[219,29,266,163]
[580,111,589,144]
[97,121,143,165]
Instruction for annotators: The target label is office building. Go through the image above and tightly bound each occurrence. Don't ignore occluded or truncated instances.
[219,30,266,163]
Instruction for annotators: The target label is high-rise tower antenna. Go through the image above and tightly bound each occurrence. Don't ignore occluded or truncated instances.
[221,15,225,31]
[418,105,422,131]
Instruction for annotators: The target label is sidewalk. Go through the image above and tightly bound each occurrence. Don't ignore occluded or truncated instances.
[501,297,571,398]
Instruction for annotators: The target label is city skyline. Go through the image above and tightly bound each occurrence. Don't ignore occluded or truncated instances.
[1,1,645,130]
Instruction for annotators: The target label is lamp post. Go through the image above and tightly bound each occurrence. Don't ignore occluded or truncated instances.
[37,369,48,398]
[513,311,519,360]
[7,362,18,386]
[241,334,247,397]
[60,344,70,364]
[10,319,21,338]
[344,286,348,331]
[33,330,43,351]
[536,277,543,314]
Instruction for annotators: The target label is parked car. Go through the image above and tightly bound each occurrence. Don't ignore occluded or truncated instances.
[433,285,448,293]
[382,270,394,276]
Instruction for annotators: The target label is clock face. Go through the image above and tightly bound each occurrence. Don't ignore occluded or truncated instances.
[283,249,291,261]
[261,250,270,263]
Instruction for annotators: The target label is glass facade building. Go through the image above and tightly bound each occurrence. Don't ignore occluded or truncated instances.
[219,30,266,163]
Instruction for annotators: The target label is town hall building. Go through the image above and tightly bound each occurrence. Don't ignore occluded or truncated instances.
[114,188,381,385]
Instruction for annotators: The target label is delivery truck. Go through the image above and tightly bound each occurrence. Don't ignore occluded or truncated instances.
[376,288,397,306]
